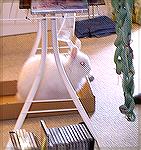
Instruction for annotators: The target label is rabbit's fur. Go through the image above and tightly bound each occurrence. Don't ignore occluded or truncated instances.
[17,46,92,102]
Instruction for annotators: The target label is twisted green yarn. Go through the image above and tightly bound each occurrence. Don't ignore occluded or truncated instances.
[111,0,136,121]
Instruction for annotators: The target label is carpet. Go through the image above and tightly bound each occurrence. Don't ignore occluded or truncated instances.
[0,25,141,150]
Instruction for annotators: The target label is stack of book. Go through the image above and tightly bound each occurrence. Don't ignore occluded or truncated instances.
[40,120,95,150]
[9,129,40,150]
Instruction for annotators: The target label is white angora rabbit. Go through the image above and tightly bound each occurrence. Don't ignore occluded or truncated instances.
[17,46,93,102]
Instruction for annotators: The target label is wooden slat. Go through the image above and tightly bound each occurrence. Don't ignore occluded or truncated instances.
[0,85,95,120]
[0,80,17,96]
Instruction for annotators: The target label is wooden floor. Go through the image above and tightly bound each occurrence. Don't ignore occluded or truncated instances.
[0,25,141,150]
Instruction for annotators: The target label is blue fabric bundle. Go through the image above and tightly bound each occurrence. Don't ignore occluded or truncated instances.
[75,16,116,38]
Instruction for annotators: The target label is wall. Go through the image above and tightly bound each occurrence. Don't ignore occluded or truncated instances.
[0,2,37,36]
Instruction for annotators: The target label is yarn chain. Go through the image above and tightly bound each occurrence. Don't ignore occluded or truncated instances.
[111,0,136,121]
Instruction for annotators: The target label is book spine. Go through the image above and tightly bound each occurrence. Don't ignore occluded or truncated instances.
[40,120,54,149]
[23,129,35,149]
[9,131,21,150]
[29,132,38,149]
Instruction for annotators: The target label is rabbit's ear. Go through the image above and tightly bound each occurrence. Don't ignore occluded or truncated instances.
[75,38,81,50]
[70,46,78,59]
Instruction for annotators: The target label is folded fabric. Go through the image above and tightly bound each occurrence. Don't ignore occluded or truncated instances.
[75,16,116,38]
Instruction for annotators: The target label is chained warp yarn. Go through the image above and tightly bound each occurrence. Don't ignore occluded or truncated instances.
[111,0,136,122]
